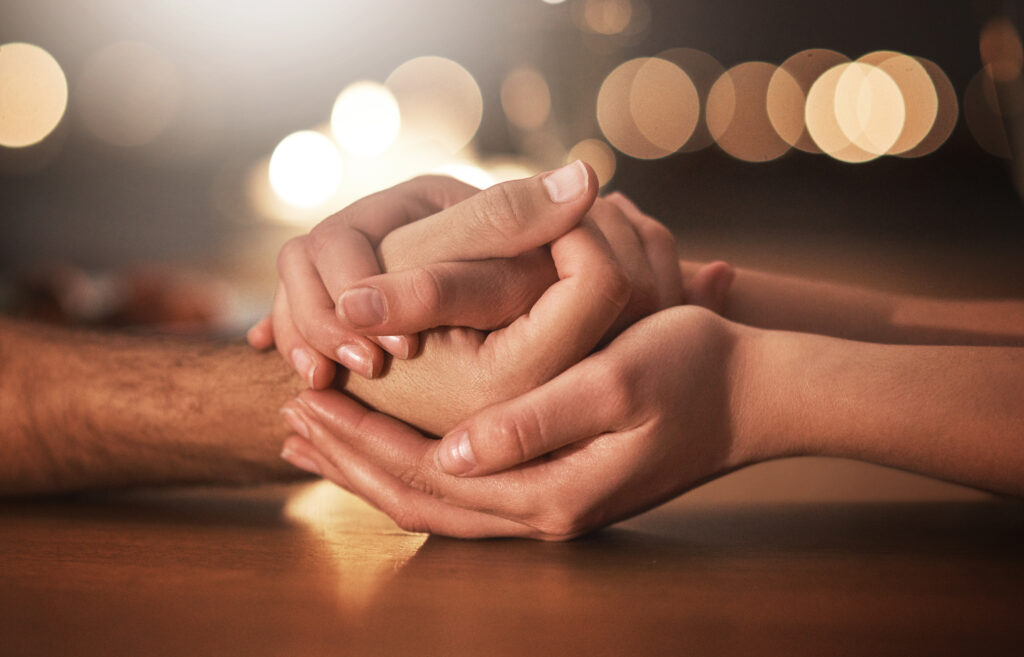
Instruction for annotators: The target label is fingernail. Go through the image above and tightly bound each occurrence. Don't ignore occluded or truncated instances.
[337,343,374,378]
[291,348,317,387]
[281,446,321,476]
[377,334,411,359]
[437,430,476,475]
[281,407,310,439]
[542,160,588,204]
[339,287,387,327]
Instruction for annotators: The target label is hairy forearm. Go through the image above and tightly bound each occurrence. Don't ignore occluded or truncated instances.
[682,262,1024,346]
[0,318,306,495]
[737,326,1024,495]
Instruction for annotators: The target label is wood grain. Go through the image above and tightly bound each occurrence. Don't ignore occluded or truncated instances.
[2,460,1021,657]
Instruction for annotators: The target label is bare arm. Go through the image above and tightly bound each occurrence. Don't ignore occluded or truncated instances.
[280,306,1024,539]
[742,327,1024,496]
[0,317,308,495]
[682,262,1024,346]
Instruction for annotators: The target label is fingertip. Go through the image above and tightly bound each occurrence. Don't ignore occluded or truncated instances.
[541,160,598,207]
[247,316,274,350]
[311,355,338,390]
[687,260,734,314]
[337,286,388,329]
[376,334,415,360]
[280,435,323,476]
[336,341,380,379]
[435,429,478,476]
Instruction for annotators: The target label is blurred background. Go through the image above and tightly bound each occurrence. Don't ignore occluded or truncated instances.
[1,0,1022,334]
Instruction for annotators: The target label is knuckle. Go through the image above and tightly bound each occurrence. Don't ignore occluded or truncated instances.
[642,220,677,250]
[491,408,542,465]
[276,237,306,274]
[597,357,637,419]
[397,458,439,497]
[599,262,632,311]
[472,183,528,246]
[390,509,429,534]
[535,506,590,539]
[408,266,446,315]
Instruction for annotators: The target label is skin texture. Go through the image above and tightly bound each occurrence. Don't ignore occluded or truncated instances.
[0,172,729,496]
[0,317,306,495]
[281,301,1024,540]
[276,191,1024,540]
[253,165,732,436]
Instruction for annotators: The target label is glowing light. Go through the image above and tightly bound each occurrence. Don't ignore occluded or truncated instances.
[434,162,495,190]
[501,67,552,131]
[980,17,1024,83]
[0,42,68,148]
[597,58,672,159]
[706,62,790,163]
[805,63,877,163]
[485,159,537,183]
[582,0,633,35]
[965,67,1011,158]
[833,62,905,156]
[330,81,400,156]
[856,52,936,156]
[386,56,483,155]
[767,49,849,153]
[656,47,725,152]
[269,131,343,207]
[567,138,616,186]
[899,56,958,158]
[630,57,699,154]
[78,41,181,147]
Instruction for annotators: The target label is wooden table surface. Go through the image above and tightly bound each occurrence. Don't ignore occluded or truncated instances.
[2,457,1021,657]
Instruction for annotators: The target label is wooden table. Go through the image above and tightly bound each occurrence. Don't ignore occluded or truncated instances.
[2,458,1022,657]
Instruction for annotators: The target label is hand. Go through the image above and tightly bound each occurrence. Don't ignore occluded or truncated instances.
[278,306,766,539]
[249,161,600,387]
[328,190,733,341]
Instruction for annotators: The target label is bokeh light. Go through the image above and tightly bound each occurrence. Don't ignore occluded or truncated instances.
[78,41,181,147]
[0,42,68,148]
[501,67,552,131]
[269,130,343,207]
[898,56,958,158]
[598,57,696,159]
[707,62,790,162]
[330,81,401,156]
[964,67,1012,158]
[433,162,495,189]
[386,56,483,155]
[767,49,849,153]
[833,61,905,156]
[656,47,725,152]
[631,57,699,154]
[805,63,878,163]
[597,59,664,159]
[980,17,1024,83]
[581,0,633,35]
[567,138,616,186]
[857,51,935,156]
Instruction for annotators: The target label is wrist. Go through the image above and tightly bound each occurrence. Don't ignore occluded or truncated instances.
[726,322,812,465]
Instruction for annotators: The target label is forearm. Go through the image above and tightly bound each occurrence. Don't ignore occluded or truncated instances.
[0,318,305,495]
[682,261,1024,346]
[736,326,1024,495]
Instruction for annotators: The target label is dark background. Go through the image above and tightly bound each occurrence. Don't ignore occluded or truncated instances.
[2,0,1021,313]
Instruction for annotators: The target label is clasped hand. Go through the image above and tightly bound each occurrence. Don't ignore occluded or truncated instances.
[252,161,738,539]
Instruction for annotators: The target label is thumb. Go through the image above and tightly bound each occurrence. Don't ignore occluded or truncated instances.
[377,160,599,272]
[432,356,622,477]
